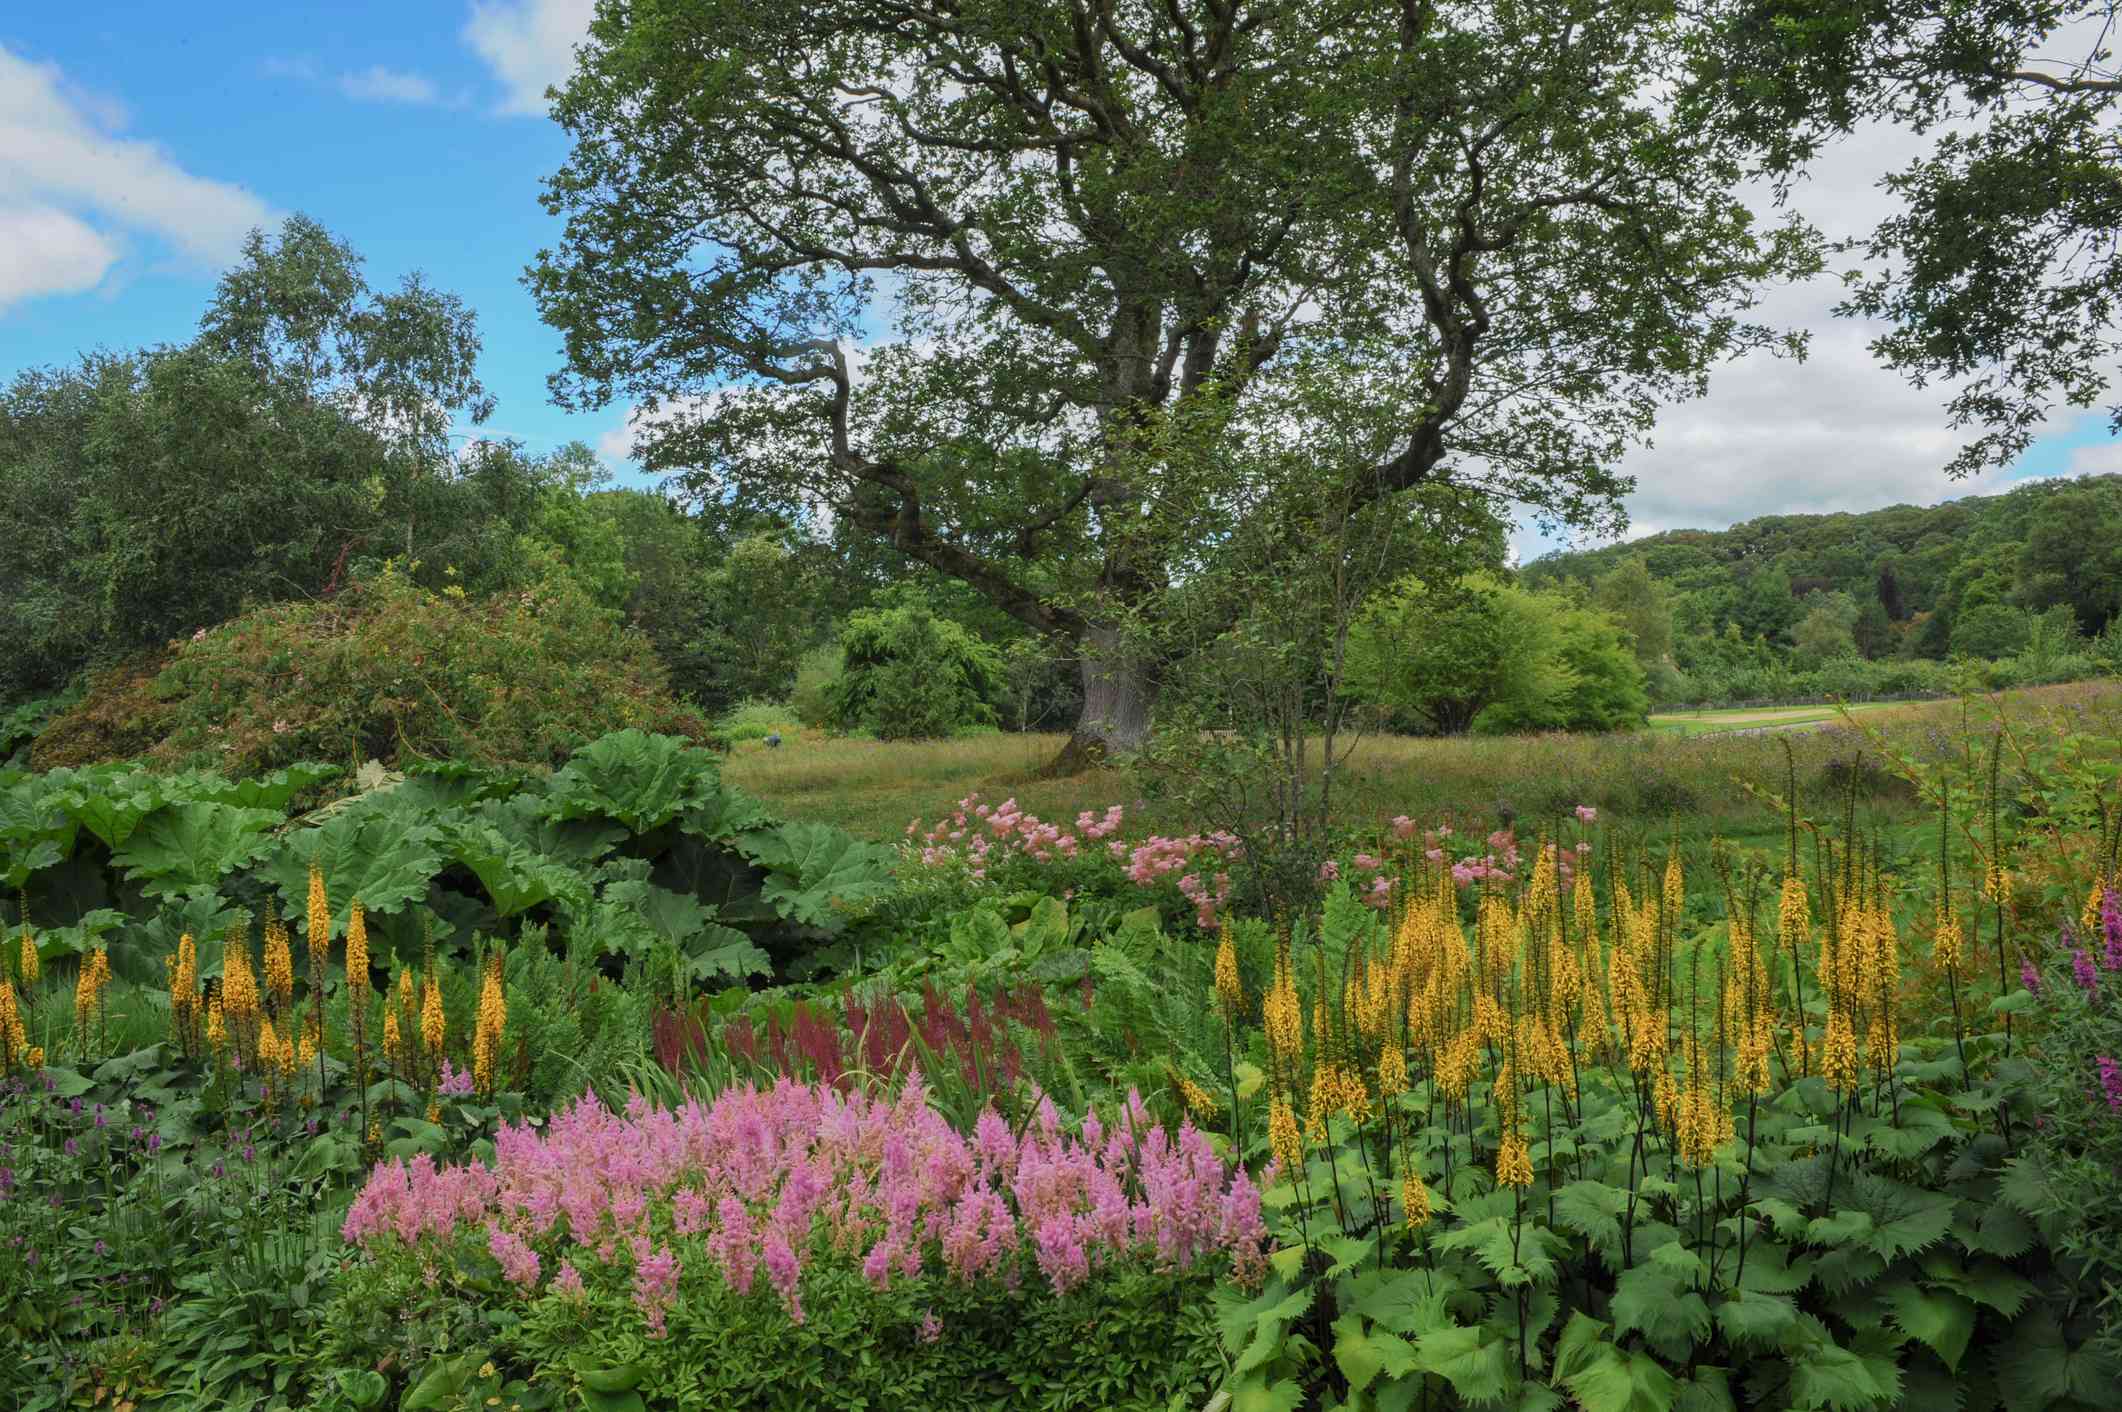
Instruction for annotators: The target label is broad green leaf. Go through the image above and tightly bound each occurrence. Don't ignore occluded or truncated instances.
[1714,1290,1798,1345]
[1230,1377,1306,1412]
[447,821,592,917]
[1415,1323,1515,1406]
[1333,1314,1417,1391]
[112,801,283,898]
[1552,1180,1628,1256]
[1564,1344,1679,1412]
[746,821,897,933]
[1879,1281,1974,1372]
[265,800,446,935]
[1611,1265,1710,1354]
[545,729,724,832]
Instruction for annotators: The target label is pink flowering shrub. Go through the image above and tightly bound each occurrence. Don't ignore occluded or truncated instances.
[907,793,1242,928]
[341,1076,1266,1341]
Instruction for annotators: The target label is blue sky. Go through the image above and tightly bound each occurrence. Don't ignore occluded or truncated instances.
[2,1,2113,552]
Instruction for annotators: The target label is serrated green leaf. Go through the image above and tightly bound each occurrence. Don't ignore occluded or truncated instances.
[1552,1180,1629,1256]
[1880,1281,1975,1373]
[545,729,724,833]
[112,801,283,898]
[1715,1289,1798,1345]
[746,821,897,934]
[1416,1323,1515,1406]
[1230,1377,1306,1412]
[1334,1314,1417,1391]
[264,800,445,935]
[1787,1340,1895,1412]
[1565,1344,1679,1412]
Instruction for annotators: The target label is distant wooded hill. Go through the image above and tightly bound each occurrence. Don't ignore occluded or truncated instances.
[1522,472,2122,661]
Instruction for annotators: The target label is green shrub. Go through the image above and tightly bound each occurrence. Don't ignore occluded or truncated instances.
[719,699,803,743]
[827,592,1004,741]
[30,566,715,776]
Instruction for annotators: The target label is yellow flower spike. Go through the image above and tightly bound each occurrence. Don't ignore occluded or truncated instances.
[1268,1099,1302,1171]
[23,1045,42,1070]
[1377,1042,1408,1100]
[2083,880,2108,936]
[1167,1065,1219,1120]
[205,994,227,1056]
[263,915,294,1015]
[421,968,446,1058]
[1662,849,1684,927]
[17,926,37,988]
[1496,1130,1534,1189]
[1932,906,1964,979]
[1822,1005,1859,1095]
[345,904,369,994]
[1213,933,1242,1016]
[1402,1170,1433,1229]
[306,864,331,966]
[382,1008,402,1070]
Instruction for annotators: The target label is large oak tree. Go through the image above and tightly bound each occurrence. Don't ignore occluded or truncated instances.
[532,0,1815,760]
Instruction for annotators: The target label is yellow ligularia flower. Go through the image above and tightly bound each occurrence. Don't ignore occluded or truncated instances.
[17,927,37,988]
[263,915,294,1014]
[1496,1130,1534,1189]
[306,864,331,966]
[1402,1170,1433,1229]
[1213,933,1242,1016]
[1268,1098,1302,1171]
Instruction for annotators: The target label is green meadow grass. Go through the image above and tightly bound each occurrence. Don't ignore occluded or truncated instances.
[723,681,2121,850]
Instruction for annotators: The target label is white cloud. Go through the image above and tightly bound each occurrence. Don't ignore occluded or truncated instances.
[2068,440,2122,476]
[0,206,120,312]
[463,0,596,116]
[0,41,270,302]
[337,66,447,107]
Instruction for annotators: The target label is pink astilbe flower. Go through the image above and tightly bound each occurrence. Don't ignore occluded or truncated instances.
[631,1236,682,1338]
[341,1076,1269,1325]
[488,1224,541,1289]
[552,1259,586,1299]
[1575,804,1598,823]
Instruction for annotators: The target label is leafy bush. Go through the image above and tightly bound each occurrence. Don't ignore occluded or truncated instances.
[828,593,1005,741]
[1347,574,1648,734]
[719,700,803,743]
[30,567,715,777]
[2021,887,2122,1364]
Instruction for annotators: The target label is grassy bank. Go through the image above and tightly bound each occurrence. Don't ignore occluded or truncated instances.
[724,679,2122,846]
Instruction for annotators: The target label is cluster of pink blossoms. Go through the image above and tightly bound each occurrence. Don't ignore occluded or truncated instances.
[341,1076,1266,1337]
[908,794,1242,928]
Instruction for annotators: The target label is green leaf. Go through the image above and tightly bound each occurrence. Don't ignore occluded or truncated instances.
[1611,1265,1710,1354]
[1230,1378,1306,1412]
[1879,1281,1974,1373]
[1786,1336,1897,1411]
[1564,1344,1679,1412]
[1334,1314,1417,1391]
[1415,1323,1515,1406]
[264,800,445,935]
[446,821,593,917]
[1552,1180,1629,1255]
[746,821,898,933]
[545,729,724,832]
[1715,1289,1798,1346]
[111,801,283,898]
[335,1369,388,1408]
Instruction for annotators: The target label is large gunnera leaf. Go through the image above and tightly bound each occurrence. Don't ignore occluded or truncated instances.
[743,821,897,933]
[544,730,725,833]
[264,799,446,936]
[112,801,284,899]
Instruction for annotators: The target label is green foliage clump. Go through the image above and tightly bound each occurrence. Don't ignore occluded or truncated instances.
[828,592,1005,741]
[1347,574,1648,735]
[30,568,715,777]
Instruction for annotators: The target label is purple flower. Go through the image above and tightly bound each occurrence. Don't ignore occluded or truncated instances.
[2103,886,2122,972]
[63,1138,77,1157]
[146,1134,160,1153]
[93,1240,107,1258]
[2022,961,2042,993]
[2100,1056,2122,1114]
[2074,948,2099,996]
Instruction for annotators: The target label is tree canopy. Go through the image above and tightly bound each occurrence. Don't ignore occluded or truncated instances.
[532,0,1815,755]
